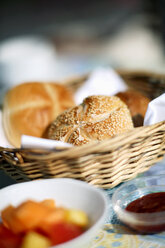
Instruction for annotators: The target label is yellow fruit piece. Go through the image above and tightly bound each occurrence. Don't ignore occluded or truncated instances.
[21,232,50,248]
[66,209,89,227]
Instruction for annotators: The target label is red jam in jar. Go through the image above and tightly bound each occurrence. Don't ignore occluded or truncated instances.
[125,192,165,233]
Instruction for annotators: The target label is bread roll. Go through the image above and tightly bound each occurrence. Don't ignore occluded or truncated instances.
[47,95,134,146]
[116,90,150,127]
[3,82,75,147]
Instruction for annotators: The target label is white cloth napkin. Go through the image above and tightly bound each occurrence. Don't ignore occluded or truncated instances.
[74,67,128,104]
[21,135,72,149]
[144,93,165,126]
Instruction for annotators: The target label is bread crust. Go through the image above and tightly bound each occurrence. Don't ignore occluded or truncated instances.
[116,90,150,118]
[48,95,134,146]
[116,90,150,127]
[3,82,75,147]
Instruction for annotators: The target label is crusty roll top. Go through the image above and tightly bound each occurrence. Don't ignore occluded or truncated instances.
[48,95,134,146]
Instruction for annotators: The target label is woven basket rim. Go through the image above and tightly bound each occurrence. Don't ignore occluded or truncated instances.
[1,120,164,161]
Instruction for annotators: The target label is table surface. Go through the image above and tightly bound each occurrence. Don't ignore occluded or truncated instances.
[0,157,165,248]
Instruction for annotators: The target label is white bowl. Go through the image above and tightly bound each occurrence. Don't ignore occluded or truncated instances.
[0,178,108,248]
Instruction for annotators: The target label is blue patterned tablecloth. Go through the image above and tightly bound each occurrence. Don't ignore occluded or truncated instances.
[89,157,165,248]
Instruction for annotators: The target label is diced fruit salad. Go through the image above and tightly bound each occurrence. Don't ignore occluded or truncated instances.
[0,199,89,248]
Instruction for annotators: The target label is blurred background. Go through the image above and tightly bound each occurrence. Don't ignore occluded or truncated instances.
[1,0,165,96]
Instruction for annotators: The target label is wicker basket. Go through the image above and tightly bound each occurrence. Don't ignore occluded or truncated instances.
[0,70,165,189]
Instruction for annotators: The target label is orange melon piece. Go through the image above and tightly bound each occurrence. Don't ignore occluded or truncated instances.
[1,205,26,234]
[1,205,15,228]
[1,199,67,235]
[41,199,56,209]
[39,207,66,233]
[14,200,50,231]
